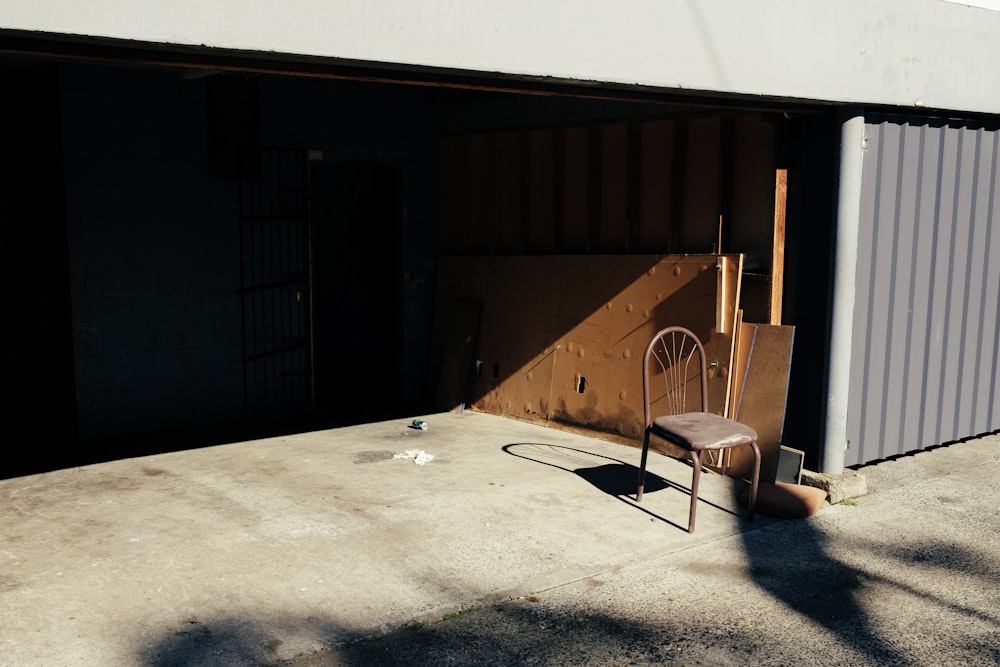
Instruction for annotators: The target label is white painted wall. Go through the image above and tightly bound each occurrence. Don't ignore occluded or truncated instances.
[4,0,1000,114]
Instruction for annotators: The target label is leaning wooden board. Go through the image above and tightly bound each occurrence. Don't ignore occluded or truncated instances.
[723,322,796,482]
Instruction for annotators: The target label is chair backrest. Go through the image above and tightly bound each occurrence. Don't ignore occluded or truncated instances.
[642,326,709,426]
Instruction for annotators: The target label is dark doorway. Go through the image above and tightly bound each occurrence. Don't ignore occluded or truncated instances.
[310,161,405,424]
[1,64,78,468]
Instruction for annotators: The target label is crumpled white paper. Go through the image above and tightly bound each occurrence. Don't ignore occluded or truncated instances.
[393,449,434,465]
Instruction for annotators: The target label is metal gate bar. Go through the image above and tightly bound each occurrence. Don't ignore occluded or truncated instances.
[238,147,310,417]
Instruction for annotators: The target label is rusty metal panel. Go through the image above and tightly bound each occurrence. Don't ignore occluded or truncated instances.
[552,255,739,441]
[849,116,1000,466]
[434,255,742,444]
[434,256,561,426]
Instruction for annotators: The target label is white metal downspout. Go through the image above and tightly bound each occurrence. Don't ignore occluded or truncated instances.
[821,110,866,475]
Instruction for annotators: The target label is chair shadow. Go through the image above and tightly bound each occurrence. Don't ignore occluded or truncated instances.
[573,461,662,496]
[502,442,738,533]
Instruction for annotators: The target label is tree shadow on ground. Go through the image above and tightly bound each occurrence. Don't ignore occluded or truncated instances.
[273,602,767,667]
[740,518,910,665]
[140,586,1000,667]
[141,616,335,667]
[737,496,1000,666]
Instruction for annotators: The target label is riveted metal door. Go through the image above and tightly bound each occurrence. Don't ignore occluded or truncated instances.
[848,116,1000,466]
[238,148,311,416]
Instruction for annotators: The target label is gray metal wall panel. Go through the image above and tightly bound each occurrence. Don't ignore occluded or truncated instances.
[985,134,1000,431]
[938,126,969,446]
[968,131,1000,435]
[849,117,1000,466]
[881,126,920,458]
[905,126,944,452]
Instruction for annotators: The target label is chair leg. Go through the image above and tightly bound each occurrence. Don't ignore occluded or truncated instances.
[688,450,702,533]
[636,432,651,501]
[747,441,761,521]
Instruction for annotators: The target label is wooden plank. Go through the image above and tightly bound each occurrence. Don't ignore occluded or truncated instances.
[717,254,743,416]
[770,168,787,325]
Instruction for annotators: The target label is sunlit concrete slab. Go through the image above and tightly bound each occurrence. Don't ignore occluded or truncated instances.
[0,411,767,665]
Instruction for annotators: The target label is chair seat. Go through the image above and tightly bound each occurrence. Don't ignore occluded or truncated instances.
[651,412,758,451]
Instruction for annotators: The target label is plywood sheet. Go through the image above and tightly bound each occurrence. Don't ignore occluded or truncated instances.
[726,324,795,482]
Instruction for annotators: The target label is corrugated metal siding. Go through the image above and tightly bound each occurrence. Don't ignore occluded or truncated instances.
[848,116,1000,466]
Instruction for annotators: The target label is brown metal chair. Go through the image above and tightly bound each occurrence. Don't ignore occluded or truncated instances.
[636,326,760,533]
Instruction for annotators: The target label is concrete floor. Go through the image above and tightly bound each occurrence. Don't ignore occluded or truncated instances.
[1,411,998,666]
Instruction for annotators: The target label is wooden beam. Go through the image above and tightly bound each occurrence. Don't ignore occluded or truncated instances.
[770,168,787,325]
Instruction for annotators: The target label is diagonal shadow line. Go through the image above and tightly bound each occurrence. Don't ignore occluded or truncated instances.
[502,442,741,532]
[741,516,912,665]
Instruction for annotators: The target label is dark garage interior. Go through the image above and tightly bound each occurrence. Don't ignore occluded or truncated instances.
[0,44,839,478]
